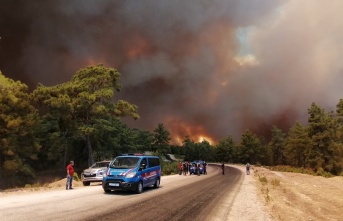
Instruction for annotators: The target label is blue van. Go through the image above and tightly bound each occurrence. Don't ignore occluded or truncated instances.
[102,154,161,194]
[189,160,204,175]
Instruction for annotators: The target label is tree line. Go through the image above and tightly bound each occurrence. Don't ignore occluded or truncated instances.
[1,65,343,189]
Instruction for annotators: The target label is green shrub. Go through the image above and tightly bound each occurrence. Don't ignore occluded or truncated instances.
[316,167,333,178]
[161,161,179,175]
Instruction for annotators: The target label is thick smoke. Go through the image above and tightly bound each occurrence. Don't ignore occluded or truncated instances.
[1,0,342,144]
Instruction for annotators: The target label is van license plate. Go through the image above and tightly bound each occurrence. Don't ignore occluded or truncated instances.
[109,183,119,187]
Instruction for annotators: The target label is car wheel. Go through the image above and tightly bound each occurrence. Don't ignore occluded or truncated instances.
[136,181,143,194]
[104,189,111,193]
[83,181,90,186]
[154,178,160,188]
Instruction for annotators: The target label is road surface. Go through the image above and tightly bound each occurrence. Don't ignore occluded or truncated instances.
[1,165,244,221]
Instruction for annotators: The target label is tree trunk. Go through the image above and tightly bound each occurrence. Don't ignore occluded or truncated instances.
[86,135,95,166]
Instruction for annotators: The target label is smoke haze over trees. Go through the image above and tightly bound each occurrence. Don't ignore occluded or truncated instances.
[2,1,343,143]
[1,67,343,189]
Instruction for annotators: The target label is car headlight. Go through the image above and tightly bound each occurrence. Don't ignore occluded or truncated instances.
[126,171,137,178]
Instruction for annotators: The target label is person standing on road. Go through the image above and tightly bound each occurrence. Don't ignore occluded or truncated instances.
[221,162,225,175]
[203,161,207,175]
[178,161,182,175]
[66,160,75,190]
[197,163,201,176]
[183,162,187,175]
[246,163,251,175]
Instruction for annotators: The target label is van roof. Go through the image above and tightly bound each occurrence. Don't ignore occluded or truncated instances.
[117,154,159,158]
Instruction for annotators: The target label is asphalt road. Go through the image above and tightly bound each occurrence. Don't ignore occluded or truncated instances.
[0,165,244,221]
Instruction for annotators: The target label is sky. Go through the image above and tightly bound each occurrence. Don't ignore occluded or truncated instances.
[1,0,343,144]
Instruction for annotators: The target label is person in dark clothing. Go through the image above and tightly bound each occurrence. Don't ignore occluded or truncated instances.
[203,161,207,175]
[183,162,187,175]
[196,163,200,176]
[221,163,225,175]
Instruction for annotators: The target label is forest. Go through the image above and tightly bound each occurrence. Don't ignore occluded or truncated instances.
[1,64,343,189]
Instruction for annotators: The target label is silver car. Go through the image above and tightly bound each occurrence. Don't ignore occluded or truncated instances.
[81,161,110,186]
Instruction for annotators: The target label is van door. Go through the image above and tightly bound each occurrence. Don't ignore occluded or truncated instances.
[139,158,150,187]
[147,157,160,186]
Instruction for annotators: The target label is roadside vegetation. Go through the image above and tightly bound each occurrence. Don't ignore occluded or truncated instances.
[254,168,281,203]
[1,65,343,190]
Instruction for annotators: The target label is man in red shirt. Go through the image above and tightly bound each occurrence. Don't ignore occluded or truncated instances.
[66,161,75,190]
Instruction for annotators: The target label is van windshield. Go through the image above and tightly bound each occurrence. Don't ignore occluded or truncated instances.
[110,157,140,169]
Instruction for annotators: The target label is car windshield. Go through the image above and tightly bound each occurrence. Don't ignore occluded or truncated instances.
[110,157,140,169]
[92,162,109,168]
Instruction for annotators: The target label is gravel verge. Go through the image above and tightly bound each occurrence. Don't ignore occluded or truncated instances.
[226,165,274,221]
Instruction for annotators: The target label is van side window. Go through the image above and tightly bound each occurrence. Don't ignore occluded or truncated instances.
[148,158,160,168]
[140,158,147,169]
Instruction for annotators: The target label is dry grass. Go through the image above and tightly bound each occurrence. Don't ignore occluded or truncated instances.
[253,167,343,221]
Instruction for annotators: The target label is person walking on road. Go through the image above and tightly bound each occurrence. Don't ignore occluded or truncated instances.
[221,162,225,175]
[66,160,75,190]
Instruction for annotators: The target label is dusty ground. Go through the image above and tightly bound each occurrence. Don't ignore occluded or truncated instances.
[253,166,343,221]
[2,166,343,221]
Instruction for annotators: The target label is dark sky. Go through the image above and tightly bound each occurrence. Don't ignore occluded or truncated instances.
[1,0,343,144]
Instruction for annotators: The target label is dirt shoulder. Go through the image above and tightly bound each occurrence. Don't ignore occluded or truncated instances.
[253,166,343,221]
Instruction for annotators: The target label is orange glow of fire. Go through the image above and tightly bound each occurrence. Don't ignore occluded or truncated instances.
[124,35,152,60]
[166,117,215,145]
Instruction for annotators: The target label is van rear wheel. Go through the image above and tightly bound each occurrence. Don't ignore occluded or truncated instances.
[136,181,143,194]
[83,181,90,186]
[154,178,160,188]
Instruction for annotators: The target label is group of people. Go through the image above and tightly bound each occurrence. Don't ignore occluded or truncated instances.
[178,161,207,176]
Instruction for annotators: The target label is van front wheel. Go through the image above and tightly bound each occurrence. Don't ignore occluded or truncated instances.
[104,189,111,193]
[136,181,143,194]
[154,178,160,188]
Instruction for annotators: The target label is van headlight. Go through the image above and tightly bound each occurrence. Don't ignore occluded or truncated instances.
[103,169,108,178]
[126,171,137,178]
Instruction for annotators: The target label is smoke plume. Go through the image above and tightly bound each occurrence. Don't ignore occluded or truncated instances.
[1,0,343,144]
